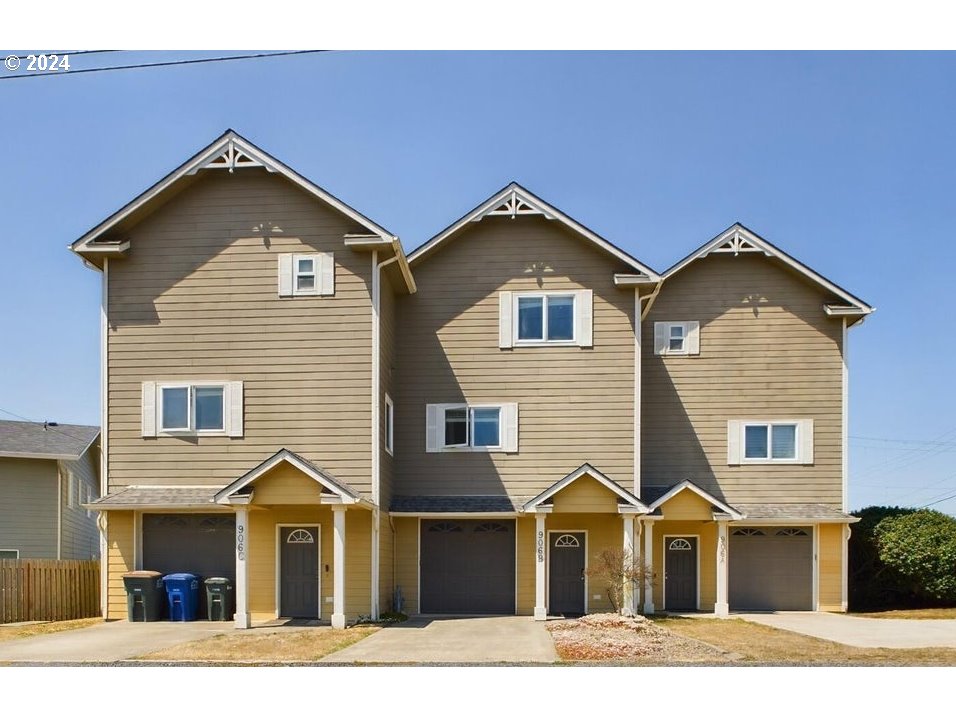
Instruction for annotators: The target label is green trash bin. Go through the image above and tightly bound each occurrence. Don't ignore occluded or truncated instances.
[204,577,234,621]
[122,570,165,622]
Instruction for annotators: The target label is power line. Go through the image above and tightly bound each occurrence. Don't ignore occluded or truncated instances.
[0,50,330,81]
[922,490,956,508]
[0,405,96,445]
[6,50,119,60]
[851,435,956,447]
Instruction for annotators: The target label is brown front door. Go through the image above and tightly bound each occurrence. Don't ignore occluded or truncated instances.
[280,527,319,618]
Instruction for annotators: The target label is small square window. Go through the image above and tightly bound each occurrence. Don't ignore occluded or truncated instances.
[293,254,318,295]
[669,324,685,352]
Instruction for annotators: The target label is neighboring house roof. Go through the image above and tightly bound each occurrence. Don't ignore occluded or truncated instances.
[408,182,662,280]
[90,486,219,510]
[734,503,860,523]
[68,129,415,293]
[390,495,521,514]
[0,420,99,461]
[522,463,648,513]
[663,223,874,321]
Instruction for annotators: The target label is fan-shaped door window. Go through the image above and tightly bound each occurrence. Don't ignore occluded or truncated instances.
[553,534,581,548]
[668,538,693,551]
[286,529,315,544]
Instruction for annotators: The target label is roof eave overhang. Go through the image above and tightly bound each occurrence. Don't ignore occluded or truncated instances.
[734,516,861,525]
[0,451,83,461]
[389,511,519,518]
[522,463,649,513]
[647,480,744,521]
[87,502,223,511]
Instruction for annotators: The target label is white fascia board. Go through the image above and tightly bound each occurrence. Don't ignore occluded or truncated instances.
[613,273,657,286]
[824,304,870,317]
[89,503,225,511]
[663,224,874,314]
[733,516,861,525]
[522,463,648,512]
[0,451,83,461]
[214,449,360,504]
[409,182,661,280]
[647,480,744,520]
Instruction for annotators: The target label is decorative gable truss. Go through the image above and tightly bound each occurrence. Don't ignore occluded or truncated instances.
[705,228,771,257]
[186,138,276,174]
[479,188,555,220]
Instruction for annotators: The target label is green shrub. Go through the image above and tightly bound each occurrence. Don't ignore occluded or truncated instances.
[875,510,956,602]
[848,505,916,610]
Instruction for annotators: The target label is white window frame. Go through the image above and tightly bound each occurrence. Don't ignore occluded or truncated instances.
[513,291,577,346]
[158,382,228,436]
[654,321,699,356]
[67,468,75,509]
[668,324,685,353]
[384,394,394,456]
[742,421,800,463]
[0,549,19,560]
[441,404,503,450]
[293,254,319,296]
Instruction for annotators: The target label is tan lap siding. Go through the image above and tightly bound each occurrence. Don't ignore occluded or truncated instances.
[396,217,635,500]
[642,254,844,506]
[106,170,372,494]
[818,523,844,611]
[380,272,397,509]
[393,517,419,615]
[106,511,135,620]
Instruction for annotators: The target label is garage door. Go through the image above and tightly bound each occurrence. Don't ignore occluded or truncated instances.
[729,527,813,611]
[420,519,515,614]
[143,514,236,583]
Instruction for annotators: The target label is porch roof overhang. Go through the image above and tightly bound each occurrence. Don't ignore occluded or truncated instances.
[88,485,223,511]
[733,503,861,524]
[213,448,368,507]
[521,463,649,514]
[644,479,745,521]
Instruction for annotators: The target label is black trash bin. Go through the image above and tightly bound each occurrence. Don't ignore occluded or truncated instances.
[162,573,201,621]
[204,577,234,621]
[122,570,166,622]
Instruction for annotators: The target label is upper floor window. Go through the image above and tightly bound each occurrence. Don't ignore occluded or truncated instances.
[727,419,813,465]
[385,394,394,455]
[499,289,592,349]
[425,403,519,453]
[278,252,335,297]
[142,381,244,438]
[654,321,700,356]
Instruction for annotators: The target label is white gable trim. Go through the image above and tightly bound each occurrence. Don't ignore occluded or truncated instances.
[522,463,648,513]
[647,480,744,520]
[663,224,873,315]
[408,182,661,280]
[214,449,362,505]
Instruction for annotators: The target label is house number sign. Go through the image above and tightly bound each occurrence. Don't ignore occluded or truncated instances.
[236,524,246,561]
[536,531,545,563]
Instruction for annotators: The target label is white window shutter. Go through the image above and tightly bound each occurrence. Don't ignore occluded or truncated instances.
[278,254,294,297]
[576,289,593,347]
[425,404,440,453]
[654,322,668,355]
[686,321,700,355]
[226,382,244,437]
[502,403,519,453]
[499,291,513,349]
[799,419,814,464]
[319,252,335,296]
[727,420,741,465]
[141,381,156,437]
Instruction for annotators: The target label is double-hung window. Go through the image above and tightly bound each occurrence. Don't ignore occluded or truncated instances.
[142,381,244,437]
[727,419,813,465]
[294,256,317,295]
[278,253,335,297]
[426,403,519,453]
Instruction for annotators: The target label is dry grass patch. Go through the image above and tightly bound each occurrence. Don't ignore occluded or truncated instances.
[138,625,379,663]
[657,617,956,665]
[852,608,956,620]
[0,618,102,643]
[547,613,732,663]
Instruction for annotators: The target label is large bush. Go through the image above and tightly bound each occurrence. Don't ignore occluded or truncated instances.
[848,505,915,610]
[875,510,956,602]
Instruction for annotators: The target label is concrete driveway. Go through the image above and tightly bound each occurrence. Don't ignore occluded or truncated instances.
[0,620,233,664]
[736,612,956,648]
[322,616,558,664]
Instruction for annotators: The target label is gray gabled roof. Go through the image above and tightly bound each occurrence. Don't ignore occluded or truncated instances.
[390,495,521,514]
[0,420,99,460]
[734,503,860,523]
[90,486,219,510]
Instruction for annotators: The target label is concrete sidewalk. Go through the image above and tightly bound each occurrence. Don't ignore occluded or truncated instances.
[736,612,956,648]
[0,620,232,663]
[322,615,559,664]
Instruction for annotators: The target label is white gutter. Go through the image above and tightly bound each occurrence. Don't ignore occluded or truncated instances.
[56,461,63,560]
[99,257,109,618]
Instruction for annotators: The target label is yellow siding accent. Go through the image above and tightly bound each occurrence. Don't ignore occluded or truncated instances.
[658,489,715,521]
[248,506,371,622]
[393,517,419,614]
[250,462,325,505]
[651,521,717,612]
[515,516,535,615]
[106,511,134,620]
[818,523,845,611]
[379,511,394,613]
[546,514,623,614]
[551,475,620,513]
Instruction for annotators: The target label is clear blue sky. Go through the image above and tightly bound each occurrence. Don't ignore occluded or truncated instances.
[1,51,954,513]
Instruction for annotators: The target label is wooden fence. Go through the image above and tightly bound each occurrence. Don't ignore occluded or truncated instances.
[0,560,100,624]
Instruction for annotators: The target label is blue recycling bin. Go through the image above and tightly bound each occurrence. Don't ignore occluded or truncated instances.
[162,573,201,621]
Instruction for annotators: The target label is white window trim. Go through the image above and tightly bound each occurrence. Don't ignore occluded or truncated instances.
[513,291,577,346]
[384,394,394,456]
[0,549,19,560]
[293,254,319,297]
[742,421,800,464]
[442,404,503,451]
[67,468,75,509]
[155,381,234,437]
[654,321,699,356]
[668,324,686,353]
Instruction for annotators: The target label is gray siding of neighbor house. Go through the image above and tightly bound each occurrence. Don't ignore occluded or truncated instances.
[0,457,57,558]
[59,449,101,559]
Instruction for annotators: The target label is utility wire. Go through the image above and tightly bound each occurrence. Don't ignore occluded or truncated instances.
[0,405,96,445]
[0,50,330,81]
[6,50,119,60]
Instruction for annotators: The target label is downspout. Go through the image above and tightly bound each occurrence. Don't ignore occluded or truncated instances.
[56,461,63,560]
[100,256,109,617]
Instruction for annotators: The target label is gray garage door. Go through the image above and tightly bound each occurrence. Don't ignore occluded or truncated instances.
[420,519,515,614]
[729,527,813,611]
[143,514,236,583]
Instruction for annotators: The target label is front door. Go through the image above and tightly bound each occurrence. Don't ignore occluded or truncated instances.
[280,526,319,618]
[549,532,585,616]
[664,536,698,611]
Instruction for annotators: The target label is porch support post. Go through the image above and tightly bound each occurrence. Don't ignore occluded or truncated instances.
[715,519,730,617]
[642,518,656,615]
[234,505,251,629]
[332,505,347,629]
[533,508,550,621]
[620,510,637,616]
